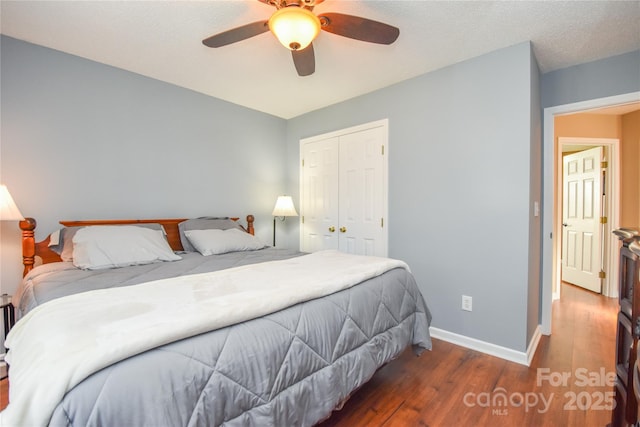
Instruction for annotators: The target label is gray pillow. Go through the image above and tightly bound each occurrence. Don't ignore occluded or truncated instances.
[50,223,166,262]
[178,217,244,252]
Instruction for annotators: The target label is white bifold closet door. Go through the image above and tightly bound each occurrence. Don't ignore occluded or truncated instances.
[300,120,388,257]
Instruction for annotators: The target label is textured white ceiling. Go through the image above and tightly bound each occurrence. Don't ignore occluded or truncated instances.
[1,0,639,119]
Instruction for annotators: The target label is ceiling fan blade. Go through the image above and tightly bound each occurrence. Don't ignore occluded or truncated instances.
[292,44,315,76]
[202,21,269,48]
[318,13,399,45]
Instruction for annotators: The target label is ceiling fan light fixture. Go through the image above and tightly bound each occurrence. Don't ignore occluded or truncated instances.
[268,7,320,51]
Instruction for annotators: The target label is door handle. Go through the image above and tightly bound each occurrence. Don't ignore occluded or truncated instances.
[562,223,569,227]
[328,226,335,233]
[340,227,347,233]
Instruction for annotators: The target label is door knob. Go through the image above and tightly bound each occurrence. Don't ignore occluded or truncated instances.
[562,223,569,227]
[328,226,335,233]
[340,227,347,233]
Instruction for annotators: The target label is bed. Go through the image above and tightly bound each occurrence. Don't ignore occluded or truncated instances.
[1,215,432,427]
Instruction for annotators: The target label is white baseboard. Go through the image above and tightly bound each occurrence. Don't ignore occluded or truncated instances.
[525,325,542,365]
[430,325,542,367]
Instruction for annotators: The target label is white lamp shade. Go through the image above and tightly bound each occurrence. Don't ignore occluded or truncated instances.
[272,196,298,217]
[0,184,24,221]
[268,7,320,51]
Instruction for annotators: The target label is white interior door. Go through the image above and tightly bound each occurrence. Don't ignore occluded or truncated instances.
[300,137,339,252]
[338,127,386,256]
[561,146,603,293]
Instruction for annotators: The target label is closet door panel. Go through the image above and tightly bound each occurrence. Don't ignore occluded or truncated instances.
[339,127,385,257]
[301,137,339,252]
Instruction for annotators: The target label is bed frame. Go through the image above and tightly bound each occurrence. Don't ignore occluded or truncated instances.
[18,215,255,277]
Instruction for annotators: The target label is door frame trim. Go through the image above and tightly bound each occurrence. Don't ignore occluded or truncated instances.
[557,137,620,298]
[542,91,640,335]
[299,119,389,255]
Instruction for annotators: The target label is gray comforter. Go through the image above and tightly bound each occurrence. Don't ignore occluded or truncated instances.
[12,249,432,427]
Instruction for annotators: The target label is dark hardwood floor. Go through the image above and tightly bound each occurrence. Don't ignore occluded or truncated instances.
[318,282,617,427]
[0,282,617,426]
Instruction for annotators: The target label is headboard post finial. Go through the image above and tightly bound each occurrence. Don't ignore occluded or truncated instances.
[246,215,255,235]
[19,217,37,277]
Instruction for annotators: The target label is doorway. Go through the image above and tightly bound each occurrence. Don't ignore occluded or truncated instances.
[541,91,640,335]
[559,140,619,297]
[561,146,605,294]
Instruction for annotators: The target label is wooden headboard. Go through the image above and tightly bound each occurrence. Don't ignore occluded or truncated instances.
[19,215,255,277]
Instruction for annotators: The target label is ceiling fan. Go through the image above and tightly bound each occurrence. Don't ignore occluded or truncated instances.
[202,0,400,77]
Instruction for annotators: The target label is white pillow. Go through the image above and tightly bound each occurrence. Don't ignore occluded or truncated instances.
[185,228,265,256]
[72,226,181,270]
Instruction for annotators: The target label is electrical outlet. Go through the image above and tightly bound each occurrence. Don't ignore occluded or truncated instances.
[462,295,473,312]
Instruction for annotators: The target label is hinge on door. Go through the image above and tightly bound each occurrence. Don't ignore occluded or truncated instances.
[302,159,305,167]
[301,216,304,224]
[600,216,608,224]
[601,161,608,168]
[599,270,606,279]
[381,218,384,228]
[381,145,384,155]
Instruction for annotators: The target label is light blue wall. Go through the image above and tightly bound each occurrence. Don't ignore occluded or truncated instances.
[286,42,538,352]
[527,49,542,345]
[541,50,640,108]
[0,36,287,294]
